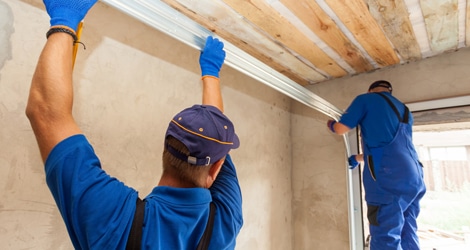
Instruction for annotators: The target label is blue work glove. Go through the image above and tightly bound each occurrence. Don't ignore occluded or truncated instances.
[348,155,359,169]
[43,0,98,31]
[199,36,226,78]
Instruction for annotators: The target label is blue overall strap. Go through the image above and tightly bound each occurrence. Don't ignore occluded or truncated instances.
[126,198,145,250]
[375,92,410,124]
[196,202,216,250]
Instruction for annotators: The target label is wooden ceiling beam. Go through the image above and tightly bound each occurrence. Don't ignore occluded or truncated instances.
[420,0,459,53]
[324,0,400,67]
[221,0,348,78]
[467,0,470,46]
[161,0,327,85]
[281,0,374,73]
[366,0,422,62]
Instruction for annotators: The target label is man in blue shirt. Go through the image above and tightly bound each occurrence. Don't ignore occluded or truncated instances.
[26,0,243,249]
[327,81,426,250]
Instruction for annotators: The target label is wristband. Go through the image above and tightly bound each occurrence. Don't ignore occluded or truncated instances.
[201,75,219,81]
[328,120,336,133]
[46,26,77,43]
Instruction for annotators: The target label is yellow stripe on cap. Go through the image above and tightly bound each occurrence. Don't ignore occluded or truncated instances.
[171,119,234,145]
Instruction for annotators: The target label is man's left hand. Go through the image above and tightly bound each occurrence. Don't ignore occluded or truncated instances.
[199,36,225,78]
[348,155,359,169]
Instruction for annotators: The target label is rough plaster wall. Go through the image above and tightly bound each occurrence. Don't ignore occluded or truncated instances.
[0,0,292,249]
[291,103,350,250]
[0,1,13,73]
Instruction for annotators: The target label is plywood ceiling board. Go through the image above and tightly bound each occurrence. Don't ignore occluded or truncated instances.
[221,0,347,78]
[325,0,400,67]
[280,0,374,73]
[366,0,422,61]
[161,0,327,85]
[420,0,459,52]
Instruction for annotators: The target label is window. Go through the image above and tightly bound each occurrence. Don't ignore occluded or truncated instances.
[428,146,467,161]
[413,127,470,249]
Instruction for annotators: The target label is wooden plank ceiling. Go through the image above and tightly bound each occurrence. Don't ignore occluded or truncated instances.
[160,0,469,86]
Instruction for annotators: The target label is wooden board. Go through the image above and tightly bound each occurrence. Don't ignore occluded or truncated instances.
[221,0,348,78]
[324,0,400,67]
[420,0,459,52]
[366,0,422,61]
[161,0,328,85]
[467,0,470,46]
[281,0,374,73]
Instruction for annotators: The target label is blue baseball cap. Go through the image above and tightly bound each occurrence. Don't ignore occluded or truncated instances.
[165,105,240,166]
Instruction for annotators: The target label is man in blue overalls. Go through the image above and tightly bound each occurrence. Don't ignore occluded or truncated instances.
[326,80,426,250]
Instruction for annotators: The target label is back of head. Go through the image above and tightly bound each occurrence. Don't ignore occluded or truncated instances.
[162,136,211,187]
[368,80,393,93]
[162,105,240,186]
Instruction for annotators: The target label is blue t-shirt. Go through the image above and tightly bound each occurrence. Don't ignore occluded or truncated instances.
[339,92,414,148]
[142,155,243,250]
[45,134,243,250]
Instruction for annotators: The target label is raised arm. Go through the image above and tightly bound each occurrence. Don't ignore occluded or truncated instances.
[26,0,97,162]
[27,33,81,162]
[199,36,226,112]
[326,119,352,135]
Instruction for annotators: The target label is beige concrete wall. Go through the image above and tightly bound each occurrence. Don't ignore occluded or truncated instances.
[291,103,350,250]
[0,1,292,249]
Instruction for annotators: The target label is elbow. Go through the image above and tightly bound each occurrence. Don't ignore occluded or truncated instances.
[25,98,37,121]
[25,97,58,140]
[25,94,41,122]
[25,103,43,130]
[25,93,48,126]
[25,98,37,122]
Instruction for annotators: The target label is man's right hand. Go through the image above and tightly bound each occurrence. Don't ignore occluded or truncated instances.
[44,0,98,31]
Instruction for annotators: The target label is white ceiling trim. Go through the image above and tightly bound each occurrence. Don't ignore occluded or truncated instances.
[407,95,470,111]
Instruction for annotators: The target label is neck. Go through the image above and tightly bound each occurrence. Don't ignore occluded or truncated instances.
[370,87,390,93]
[157,173,198,188]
